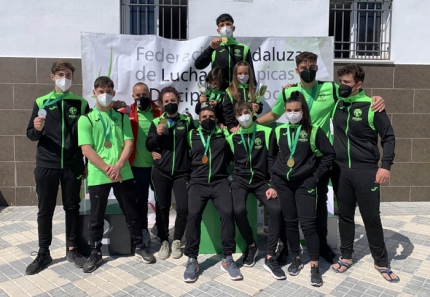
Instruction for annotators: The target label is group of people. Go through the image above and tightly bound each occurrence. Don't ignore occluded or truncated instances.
[25,12,399,287]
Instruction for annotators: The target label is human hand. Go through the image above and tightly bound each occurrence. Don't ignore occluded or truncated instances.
[266,188,278,199]
[375,168,390,184]
[371,96,385,112]
[282,83,294,89]
[157,124,166,136]
[209,100,217,107]
[34,116,46,131]
[152,152,161,160]
[252,103,259,113]
[230,125,240,133]
[106,164,122,181]
[199,95,207,103]
[210,37,222,49]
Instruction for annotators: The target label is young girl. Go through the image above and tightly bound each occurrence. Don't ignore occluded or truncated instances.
[146,86,193,260]
[269,91,335,287]
[195,67,226,126]
[223,61,262,132]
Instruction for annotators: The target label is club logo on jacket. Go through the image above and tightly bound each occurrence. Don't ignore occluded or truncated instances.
[176,121,185,130]
[255,137,262,149]
[69,106,79,119]
[234,49,242,57]
[353,108,362,121]
[299,130,308,142]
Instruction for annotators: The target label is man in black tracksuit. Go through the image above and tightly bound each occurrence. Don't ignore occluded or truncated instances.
[194,13,255,90]
[183,105,243,283]
[25,60,88,275]
[331,64,399,283]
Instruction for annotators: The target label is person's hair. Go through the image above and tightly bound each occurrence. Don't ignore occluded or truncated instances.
[206,67,224,86]
[227,61,256,102]
[337,64,365,83]
[157,86,181,105]
[199,105,216,119]
[295,52,318,67]
[94,76,114,89]
[133,82,149,90]
[234,101,253,115]
[216,13,234,26]
[51,60,75,75]
[284,91,312,134]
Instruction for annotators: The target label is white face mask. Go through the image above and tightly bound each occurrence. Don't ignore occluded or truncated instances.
[97,93,113,107]
[237,114,253,128]
[55,78,72,92]
[285,112,303,124]
[237,75,249,85]
[220,26,233,37]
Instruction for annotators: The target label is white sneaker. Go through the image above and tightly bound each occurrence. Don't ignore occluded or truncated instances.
[171,240,183,259]
[158,240,170,260]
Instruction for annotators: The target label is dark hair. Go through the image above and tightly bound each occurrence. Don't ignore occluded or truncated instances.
[133,82,149,89]
[199,104,216,119]
[295,52,318,67]
[234,101,252,115]
[337,64,365,83]
[157,86,181,105]
[94,76,114,89]
[228,61,256,102]
[51,60,75,75]
[206,67,224,86]
[284,91,312,134]
[216,13,234,25]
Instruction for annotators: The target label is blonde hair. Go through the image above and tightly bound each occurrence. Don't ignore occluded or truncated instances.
[227,61,256,102]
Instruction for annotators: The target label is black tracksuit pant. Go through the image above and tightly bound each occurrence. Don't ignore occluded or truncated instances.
[273,174,320,261]
[151,166,188,242]
[336,166,388,267]
[88,179,143,249]
[315,160,331,246]
[132,166,152,230]
[231,176,282,256]
[35,166,82,253]
[185,179,236,259]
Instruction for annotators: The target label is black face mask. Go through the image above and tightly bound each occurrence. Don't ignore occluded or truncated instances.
[300,68,317,83]
[164,103,178,115]
[338,83,358,98]
[200,118,216,131]
[136,97,150,110]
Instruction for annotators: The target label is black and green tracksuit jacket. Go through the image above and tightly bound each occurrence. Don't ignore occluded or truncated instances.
[226,123,272,184]
[26,91,89,169]
[195,89,226,125]
[269,123,335,181]
[194,38,255,89]
[223,84,263,131]
[187,126,232,183]
[332,89,395,170]
[146,113,193,174]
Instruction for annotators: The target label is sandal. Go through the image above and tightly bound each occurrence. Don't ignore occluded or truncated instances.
[331,257,354,273]
[375,268,400,283]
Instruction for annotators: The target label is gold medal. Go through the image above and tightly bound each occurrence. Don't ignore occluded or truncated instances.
[104,140,112,149]
[221,36,228,43]
[202,156,209,164]
[159,118,167,125]
[287,158,295,168]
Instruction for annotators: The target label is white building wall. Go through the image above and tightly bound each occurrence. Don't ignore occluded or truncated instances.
[390,0,430,64]
[0,0,120,58]
[189,0,329,38]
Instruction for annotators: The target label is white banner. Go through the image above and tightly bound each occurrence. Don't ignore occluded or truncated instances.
[81,32,333,119]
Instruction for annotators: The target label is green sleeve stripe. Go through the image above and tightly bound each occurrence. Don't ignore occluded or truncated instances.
[187,130,193,150]
[310,125,318,153]
[368,109,375,131]
[275,126,282,146]
[226,134,234,153]
[243,46,249,61]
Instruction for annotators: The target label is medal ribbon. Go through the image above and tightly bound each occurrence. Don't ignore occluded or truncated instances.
[95,107,113,141]
[239,124,256,161]
[198,129,214,157]
[287,124,302,160]
[42,91,69,109]
[299,83,318,111]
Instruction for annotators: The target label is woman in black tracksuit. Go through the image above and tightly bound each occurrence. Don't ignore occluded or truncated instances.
[269,91,335,287]
[146,86,193,260]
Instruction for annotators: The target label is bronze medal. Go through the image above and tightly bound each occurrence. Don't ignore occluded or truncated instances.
[221,36,228,43]
[104,140,112,149]
[202,156,209,164]
[287,158,295,168]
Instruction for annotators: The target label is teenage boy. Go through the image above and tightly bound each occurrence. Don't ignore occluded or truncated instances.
[78,76,155,273]
[183,105,242,283]
[25,60,88,275]
[195,13,255,90]
[331,64,399,283]
[226,101,285,280]
[119,82,162,246]
[257,51,385,263]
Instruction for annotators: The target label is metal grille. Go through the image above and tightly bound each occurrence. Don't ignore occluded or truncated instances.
[329,0,392,60]
[121,0,188,40]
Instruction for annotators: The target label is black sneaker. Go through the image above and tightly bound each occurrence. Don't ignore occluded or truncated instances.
[263,257,286,280]
[183,257,199,283]
[320,243,336,264]
[310,266,323,287]
[83,250,103,273]
[278,248,289,266]
[66,248,86,268]
[25,251,52,275]
[136,245,156,264]
[287,257,303,276]
[243,244,259,267]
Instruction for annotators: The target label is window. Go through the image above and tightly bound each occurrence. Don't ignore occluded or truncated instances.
[121,0,188,40]
[329,0,392,60]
